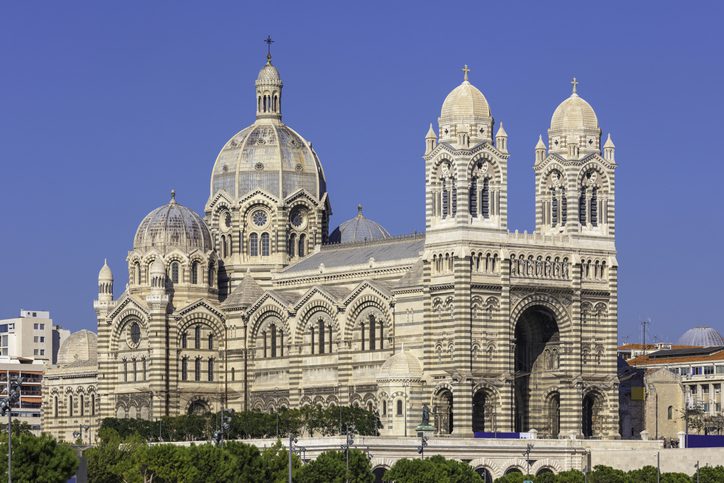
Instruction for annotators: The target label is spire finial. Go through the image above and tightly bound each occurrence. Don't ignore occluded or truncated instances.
[265,35,274,64]
[357,204,363,216]
[571,76,578,94]
[462,64,470,82]
[170,189,176,203]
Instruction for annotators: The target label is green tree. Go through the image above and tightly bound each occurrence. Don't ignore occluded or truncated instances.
[588,465,627,483]
[697,465,724,483]
[258,440,301,483]
[0,433,78,483]
[660,472,690,483]
[295,449,373,483]
[626,465,658,483]
[553,469,585,483]
[385,456,483,483]
[492,471,530,483]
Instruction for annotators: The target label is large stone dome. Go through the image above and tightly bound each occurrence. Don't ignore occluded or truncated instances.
[550,93,598,133]
[677,327,724,347]
[210,123,326,201]
[330,205,391,244]
[134,193,212,254]
[440,80,491,125]
[57,330,97,367]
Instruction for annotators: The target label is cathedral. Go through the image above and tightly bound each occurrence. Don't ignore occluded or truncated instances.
[43,49,620,441]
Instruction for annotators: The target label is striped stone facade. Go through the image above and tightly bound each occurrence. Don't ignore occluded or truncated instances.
[43,57,620,440]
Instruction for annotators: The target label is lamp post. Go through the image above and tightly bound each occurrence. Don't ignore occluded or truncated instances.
[417,433,428,459]
[288,433,298,483]
[522,443,534,476]
[72,424,91,445]
[1,376,23,483]
[340,427,355,483]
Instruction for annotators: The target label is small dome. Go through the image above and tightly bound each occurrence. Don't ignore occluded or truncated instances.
[677,327,724,347]
[329,205,391,244]
[57,330,97,367]
[550,93,598,133]
[134,192,212,254]
[377,346,423,381]
[98,259,113,281]
[150,257,165,276]
[257,62,281,85]
[440,81,491,125]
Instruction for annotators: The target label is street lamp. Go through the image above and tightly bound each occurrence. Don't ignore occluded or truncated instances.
[72,424,91,445]
[417,433,428,459]
[288,434,299,483]
[340,427,355,483]
[0,376,23,483]
[522,443,534,476]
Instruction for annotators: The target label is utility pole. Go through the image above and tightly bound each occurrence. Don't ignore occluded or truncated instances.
[641,318,651,355]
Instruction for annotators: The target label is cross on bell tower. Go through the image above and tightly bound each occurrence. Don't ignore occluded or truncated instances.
[265,35,274,63]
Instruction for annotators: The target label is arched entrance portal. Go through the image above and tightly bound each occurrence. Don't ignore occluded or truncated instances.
[187,399,210,415]
[475,467,494,483]
[433,389,453,435]
[472,390,485,433]
[582,390,604,438]
[514,306,560,433]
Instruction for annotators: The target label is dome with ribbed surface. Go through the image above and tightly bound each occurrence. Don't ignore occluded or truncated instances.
[134,193,212,254]
[98,259,113,281]
[210,123,326,200]
[677,327,724,347]
[257,63,281,84]
[550,93,598,132]
[330,205,391,244]
[377,346,423,381]
[440,81,491,125]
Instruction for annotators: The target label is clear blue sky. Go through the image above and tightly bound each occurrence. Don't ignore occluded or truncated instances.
[2,1,723,344]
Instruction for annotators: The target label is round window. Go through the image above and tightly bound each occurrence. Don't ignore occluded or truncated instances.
[129,322,141,346]
[252,210,268,227]
[290,207,307,229]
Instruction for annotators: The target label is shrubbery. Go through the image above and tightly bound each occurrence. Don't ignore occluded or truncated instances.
[491,465,717,483]
[99,405,380,442]
[0,426,78,483]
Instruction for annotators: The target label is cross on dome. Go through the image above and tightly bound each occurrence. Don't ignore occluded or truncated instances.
[264,35,274,63]
[571,77,578,94]
[462,64,470,82]
[170,189,176,203]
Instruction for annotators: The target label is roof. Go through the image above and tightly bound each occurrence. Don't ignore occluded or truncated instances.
[222,273,265,309]
[57,330,97,368]
[677,327,724,347]
[377,347,423,381]
[440,80,491,124]
[329,205,391,244]
[98,259,113,281]
[133,194,212,254]
[550,93,598,132]
[627,346,724,366]
[395,259,424,289]
[282,234,424,274]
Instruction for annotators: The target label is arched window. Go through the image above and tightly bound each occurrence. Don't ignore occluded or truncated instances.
[579,186,587,225]
[181,331,187,349]
[288,234,296,257]
[135,262,142,285]
[298,234,306,257]
[132,358,138,382]
[123,359,128,382]
[482,178,490,218]
[68,395,74,417]
[54,395,58,417]
[181,357,188,381]
[318,319,326,355]
[80,394,84,416]
[382,399,387,416]
[590,187,598,226]
[208,358,214,382]
[396,399,403,416]
[261,233,270,256]
[270,323,277,357]
[561,190,568,225]
[171,262,179,284]
[194,325,201,349]
[310,326,315,354]
[208,264,214,286]
[249,233,259,257]
[194,357,201,382]
[91,393,96,416]
[667,406,673,420]
[451,179,457,215]
[469,176,478,217]
[258,96,261,112]
[231,367,235,381]
[191,262,199,284]
[551,188,559,226]
[208,333,214,350]
[369,315,377,351]
[360,321,365,351]
[142,358,147,381]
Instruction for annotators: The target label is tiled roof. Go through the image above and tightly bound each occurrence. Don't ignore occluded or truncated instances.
[627,347,724,366]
